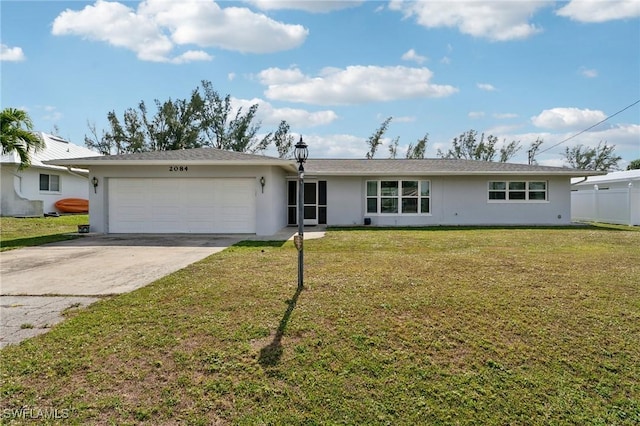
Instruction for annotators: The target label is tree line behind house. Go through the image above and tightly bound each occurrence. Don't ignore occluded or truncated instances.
[1,80,634,171]
[84,80,296,159]
[82,80,626,170]
[365,116,623,171]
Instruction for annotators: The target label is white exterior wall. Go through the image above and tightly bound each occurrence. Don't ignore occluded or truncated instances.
[325,175,572,227]
[0,165,88,216]
[88,165,287,235]
[324,176,364,226]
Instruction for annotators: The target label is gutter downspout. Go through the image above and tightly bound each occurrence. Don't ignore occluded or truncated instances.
[65,166,89,180]
[571,176,589,186]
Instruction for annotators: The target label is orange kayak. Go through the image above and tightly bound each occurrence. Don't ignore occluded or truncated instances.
[55,198,89,213]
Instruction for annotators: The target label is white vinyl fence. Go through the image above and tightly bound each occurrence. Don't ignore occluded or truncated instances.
[572,182,640,226]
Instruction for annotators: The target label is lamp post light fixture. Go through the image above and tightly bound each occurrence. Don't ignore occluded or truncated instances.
[293,136,308,290]
[91,176,99,193]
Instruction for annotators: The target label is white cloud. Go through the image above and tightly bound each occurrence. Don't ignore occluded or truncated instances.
[258,67,307,85]
[40,105,63,122]
[579,67,598,78]
[477,83,496,91]
[52,0,308,62]
[263,133,365,158]
[531,107,607,130]
[394,115,416,123]
[401,48,427,64]
[556,0,640,23]
[171,50,213,64]
[52,1,173,62]
[147,0,308,53]
[312,134,366,158]
[228,73,236,81]
[468,111,485,119]
[230,97,338,128]
[245,0,363,13]
[258,65,458,105]
[0,44,26,61]
[389,0,551,41]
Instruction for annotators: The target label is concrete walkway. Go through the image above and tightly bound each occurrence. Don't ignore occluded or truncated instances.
[0,227,325,349]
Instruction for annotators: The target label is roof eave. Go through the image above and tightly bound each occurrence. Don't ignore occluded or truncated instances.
[304,170,606,177]
[44,159,298,171]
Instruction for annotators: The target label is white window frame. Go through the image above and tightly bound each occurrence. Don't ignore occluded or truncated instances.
[488,180,548,203]
[39,173,61,193]
[366,179,431,215]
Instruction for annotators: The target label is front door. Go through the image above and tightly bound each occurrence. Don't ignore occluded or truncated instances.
[287,180,327,226]
[303,182,318,225]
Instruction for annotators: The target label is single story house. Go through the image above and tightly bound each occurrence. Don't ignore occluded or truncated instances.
[1,133,100,217]
[47,148,602,236]
[571,169,640,226]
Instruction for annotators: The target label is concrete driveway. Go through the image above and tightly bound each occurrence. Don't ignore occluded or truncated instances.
[0,228,324,349]
[0,234,245,348]
[1,234,244,296]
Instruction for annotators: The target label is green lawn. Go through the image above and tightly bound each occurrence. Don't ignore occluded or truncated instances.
[1,227,639,425]
[0,215,88,251]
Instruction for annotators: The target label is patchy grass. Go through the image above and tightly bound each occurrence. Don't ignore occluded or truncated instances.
[0,215,88,251]
[1,228,639,425]
[587,222,640,232]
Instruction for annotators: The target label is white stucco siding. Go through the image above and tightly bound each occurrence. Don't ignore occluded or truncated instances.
[259,167,288,236]
[88,164,287,235]
[437,176,571,225]
[0,165,88,216]
[324,177,363,226]
[325,175,572,227]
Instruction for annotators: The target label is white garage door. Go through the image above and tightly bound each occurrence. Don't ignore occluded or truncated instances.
[108,178,256,233]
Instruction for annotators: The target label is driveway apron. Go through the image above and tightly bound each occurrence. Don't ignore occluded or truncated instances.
[0,234,242,348]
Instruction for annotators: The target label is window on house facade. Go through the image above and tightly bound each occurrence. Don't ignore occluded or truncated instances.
[488,181,547,202]
[366,180,430,214]
[39,174,60,192]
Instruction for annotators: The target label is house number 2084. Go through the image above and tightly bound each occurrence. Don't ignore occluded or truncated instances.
[169,166,188,172]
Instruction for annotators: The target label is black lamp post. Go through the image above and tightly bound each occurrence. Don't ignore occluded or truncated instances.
[294,136,308,290]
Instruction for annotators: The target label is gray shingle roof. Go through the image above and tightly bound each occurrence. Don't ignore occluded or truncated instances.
[46,147,603,177]
[57,147,285,162]
[303,158,602,176]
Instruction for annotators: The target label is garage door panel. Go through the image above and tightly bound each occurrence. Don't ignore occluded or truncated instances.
[109,178,255,233]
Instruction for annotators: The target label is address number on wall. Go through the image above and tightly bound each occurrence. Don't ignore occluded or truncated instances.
[169,166,189,172]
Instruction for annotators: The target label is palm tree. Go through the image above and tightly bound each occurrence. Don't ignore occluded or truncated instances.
[1,107,45,170]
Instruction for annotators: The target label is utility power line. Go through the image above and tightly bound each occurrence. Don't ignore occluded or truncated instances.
[536,98,640,156]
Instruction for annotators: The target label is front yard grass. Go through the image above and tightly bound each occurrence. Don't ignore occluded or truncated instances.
[1,227,639,424]
[0,215,88,251]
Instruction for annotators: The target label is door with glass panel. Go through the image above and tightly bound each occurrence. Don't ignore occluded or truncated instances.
[303,182,318,225]
[287,180,327,225]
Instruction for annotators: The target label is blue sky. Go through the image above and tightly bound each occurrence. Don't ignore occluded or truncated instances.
[2,0,639,167]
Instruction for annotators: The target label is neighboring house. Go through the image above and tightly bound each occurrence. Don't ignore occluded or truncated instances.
[571,169,640,226]
[46,148,602,236]
[1,133,100,217]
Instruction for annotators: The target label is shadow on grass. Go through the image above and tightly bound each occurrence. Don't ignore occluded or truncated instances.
[258,286,303,368]
[0,234,79,251]
[233,240,288,248]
